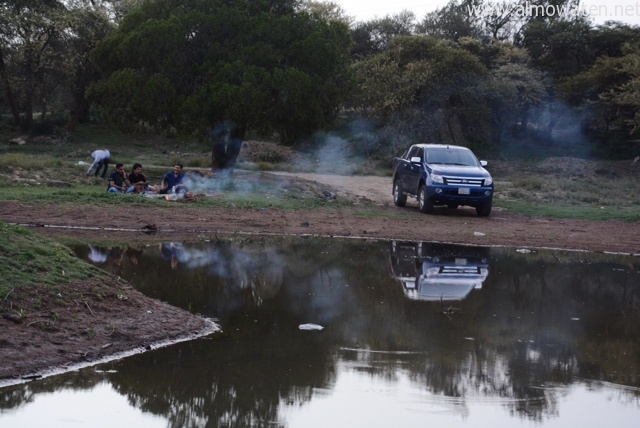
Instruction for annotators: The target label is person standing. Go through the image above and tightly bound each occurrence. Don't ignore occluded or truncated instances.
[159,163,188,194]
[107,163,131,193]
[86,149,111,178]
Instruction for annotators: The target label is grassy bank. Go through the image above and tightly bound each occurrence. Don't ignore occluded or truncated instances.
[0,223,113,312]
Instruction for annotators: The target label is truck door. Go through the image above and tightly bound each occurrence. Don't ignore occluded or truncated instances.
[402,146,423,194]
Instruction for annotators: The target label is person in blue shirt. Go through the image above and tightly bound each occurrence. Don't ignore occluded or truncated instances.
[159,163,188,194]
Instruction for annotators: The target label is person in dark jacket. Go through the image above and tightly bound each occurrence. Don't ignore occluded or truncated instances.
[107,163,130,193]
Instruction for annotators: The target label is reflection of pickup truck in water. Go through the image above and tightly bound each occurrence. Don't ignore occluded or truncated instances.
[389,241,489,301]
[391,144,494,216]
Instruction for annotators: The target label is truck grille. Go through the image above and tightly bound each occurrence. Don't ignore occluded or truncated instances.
[444,177,485,186]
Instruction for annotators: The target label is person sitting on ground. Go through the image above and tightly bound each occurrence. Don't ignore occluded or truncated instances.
[159,163,188,194]
[86,149,111,178]
[107,163,131,193]
[127,162,157,194]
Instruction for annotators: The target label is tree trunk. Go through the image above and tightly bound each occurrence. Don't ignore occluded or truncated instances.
[210,122,245,177]
[0,48,21,126]
[24,52,34,130]
[68,61,97,131]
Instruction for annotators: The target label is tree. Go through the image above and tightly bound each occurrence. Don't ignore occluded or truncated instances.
[0,0,118,131]
[351,11,416,58]
[64,5,115,130]
[350,35,490,145]
[518,14,593,79]
[559,43,640,136]
[0,0,68,129]
[87,0,353,153]
[481,0,528,41]
[488,43,549,135]
[418,0,483,41]
[298,0,353,25]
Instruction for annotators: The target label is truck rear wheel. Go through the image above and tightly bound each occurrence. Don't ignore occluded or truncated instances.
[418,185,434,214]
[393,179,407,207]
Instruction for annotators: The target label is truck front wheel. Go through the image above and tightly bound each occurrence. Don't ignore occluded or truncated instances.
[476,200,492,217]
[418,185,434,214]
[393,179,407,207]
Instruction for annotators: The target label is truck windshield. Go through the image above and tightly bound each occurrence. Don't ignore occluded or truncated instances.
[426,148,478,166]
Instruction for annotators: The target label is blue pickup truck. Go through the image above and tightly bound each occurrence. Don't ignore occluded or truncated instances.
[391,144,494,216]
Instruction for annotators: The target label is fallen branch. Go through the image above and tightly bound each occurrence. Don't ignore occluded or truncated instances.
[84,301,95,317]
[3,288,14,301]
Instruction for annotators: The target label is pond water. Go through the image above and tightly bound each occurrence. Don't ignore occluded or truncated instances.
[1,238,639,427]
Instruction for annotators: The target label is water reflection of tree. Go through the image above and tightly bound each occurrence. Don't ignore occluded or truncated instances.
[104,325,335,427]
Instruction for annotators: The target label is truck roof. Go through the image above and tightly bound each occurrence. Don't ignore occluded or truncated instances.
[412,144,470,151]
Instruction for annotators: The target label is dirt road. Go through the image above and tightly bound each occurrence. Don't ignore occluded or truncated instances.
[270,172,392,205]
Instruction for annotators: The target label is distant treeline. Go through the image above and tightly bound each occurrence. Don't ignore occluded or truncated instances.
[1,0,639,158]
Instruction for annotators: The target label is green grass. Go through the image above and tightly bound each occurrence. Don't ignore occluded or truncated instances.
[0,153,66,170]
[0,176,353,212]
[0,223,110,299]
[490,158,640,221]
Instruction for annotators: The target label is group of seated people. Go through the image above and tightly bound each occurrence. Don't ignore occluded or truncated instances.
[107,162,189,195]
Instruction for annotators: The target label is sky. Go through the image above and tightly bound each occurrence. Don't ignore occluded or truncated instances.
[336,0,640,26]
[337,0,447,22]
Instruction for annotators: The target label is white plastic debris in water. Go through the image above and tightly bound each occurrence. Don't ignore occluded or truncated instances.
[516,249,532,253]
[473,231,485,237]
[299,323,324,331]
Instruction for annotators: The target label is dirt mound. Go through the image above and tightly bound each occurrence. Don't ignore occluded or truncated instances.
[239,140,298,164]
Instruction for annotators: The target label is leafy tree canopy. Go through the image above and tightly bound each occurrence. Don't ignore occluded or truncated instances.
[87,0,352,145]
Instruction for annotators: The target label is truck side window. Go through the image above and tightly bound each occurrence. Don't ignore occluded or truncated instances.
[408,147,423,162]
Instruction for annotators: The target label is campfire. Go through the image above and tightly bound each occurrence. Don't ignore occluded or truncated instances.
[165,191,198,202]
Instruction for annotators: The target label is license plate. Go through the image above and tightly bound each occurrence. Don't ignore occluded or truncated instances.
[455,258,468,265]
[458,187,470,195]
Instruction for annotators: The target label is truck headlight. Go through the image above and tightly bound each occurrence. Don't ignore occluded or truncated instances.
[431,173,444,184]
[484,176,493,186]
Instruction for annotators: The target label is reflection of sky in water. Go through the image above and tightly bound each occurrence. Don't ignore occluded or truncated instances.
[5,372,635,428]
[1,383,165,428]
[3,240,639,427]
[282,367,640,428]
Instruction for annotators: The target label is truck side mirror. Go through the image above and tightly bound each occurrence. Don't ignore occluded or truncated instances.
[410,156,422,164]
[480,160,488,167]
